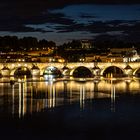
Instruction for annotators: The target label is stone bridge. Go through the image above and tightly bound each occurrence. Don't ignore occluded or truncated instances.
[0,62,140,77]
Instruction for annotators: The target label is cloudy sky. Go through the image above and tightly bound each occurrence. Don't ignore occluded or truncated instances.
[0,0,140,44]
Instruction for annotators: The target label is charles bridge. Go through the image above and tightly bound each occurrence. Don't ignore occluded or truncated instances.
[0,62,140,77]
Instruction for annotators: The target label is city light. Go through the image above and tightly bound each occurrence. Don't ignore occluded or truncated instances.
[0,2,140,139]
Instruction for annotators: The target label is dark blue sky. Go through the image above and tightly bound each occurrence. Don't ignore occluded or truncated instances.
[0,0,140,44]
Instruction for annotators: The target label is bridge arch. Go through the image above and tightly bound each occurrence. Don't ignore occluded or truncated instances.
[101,66,125,78]
[10,66,32,77]
[70,66,93,78]
[133,68,140,77]
[1,66,10,76]
[41,66,62,77]
[31,64,40,76]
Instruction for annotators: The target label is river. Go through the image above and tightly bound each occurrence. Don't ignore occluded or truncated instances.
[0,76,140,139]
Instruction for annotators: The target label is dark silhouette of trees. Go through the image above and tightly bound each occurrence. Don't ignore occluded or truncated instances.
[19,37,38,50]
[94,35,136,49]
[0,36,56,52]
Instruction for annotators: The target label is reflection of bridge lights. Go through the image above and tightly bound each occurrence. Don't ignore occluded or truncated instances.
[18,79,21,82]
[44,75,55,82]
[79,78,86,82]
[47,84,56,108]
[8,77,140,116]
[110,80,116,112]
[19,83,22,118]
[80,85,85,110]
[12,85,15,115]
[17,78,25,83]
[64,80,68,84]
[93,79,100,83]
[125,79,132,83]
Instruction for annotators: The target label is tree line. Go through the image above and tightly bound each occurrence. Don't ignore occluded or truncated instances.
[0,36,56,52]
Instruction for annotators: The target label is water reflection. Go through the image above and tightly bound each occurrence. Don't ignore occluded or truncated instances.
[0,77,140,118]
[110,80,116,112]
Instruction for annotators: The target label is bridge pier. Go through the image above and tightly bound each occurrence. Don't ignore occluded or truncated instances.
[31,65,40,76]
[92,66,101,76]
[1,66,10,77]
[124,65,133,77]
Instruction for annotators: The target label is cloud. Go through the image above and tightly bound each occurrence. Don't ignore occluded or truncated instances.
[0,1,140,44]
[50,20,140,34]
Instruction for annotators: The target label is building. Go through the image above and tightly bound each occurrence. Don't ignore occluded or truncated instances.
[27,48,53,56]
[108,47,140,62]
[123,48,140,62]
[81,39,94,49]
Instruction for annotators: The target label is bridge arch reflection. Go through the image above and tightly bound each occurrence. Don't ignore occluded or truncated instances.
[1,76,140,118]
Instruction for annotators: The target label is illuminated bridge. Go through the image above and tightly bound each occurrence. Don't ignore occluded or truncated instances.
[0,62,140,77]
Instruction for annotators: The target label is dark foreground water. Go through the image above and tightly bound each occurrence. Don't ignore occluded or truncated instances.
[0,77,140,139]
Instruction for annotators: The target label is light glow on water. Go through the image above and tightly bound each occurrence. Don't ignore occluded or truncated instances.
[0,77,140,118]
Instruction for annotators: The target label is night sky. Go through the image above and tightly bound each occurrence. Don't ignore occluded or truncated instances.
[0,0,140,45]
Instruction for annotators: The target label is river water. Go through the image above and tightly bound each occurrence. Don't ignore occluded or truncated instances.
[0,76,140,139]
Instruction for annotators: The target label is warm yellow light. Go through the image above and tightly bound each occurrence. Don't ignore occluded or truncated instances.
[12,64,15,67]
[24,67,27,71]
[58,59,65,63]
